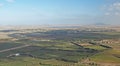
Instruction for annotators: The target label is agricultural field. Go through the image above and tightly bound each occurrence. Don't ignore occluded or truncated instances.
[0,26,120,66]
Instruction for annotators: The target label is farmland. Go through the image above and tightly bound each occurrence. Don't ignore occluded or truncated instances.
[0,26,120,66]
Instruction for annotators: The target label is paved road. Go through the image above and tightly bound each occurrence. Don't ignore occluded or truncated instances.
[0,44,31,53]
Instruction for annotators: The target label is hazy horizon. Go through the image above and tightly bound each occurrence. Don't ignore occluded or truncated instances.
[0,0,120,25]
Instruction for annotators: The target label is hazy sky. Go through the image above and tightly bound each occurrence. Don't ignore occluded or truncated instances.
[0,0,120,25]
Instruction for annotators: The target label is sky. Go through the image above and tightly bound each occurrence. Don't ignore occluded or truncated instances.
[0,0,120,25]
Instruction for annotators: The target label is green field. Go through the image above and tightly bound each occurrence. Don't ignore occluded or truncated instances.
[90,49,120,63]
[0,28,120,66]
[84,45,107,51]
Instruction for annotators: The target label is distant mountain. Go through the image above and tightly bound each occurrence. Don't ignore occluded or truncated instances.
[94,23,108,26]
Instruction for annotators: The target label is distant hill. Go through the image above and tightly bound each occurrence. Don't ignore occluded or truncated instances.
[94,23,108,26]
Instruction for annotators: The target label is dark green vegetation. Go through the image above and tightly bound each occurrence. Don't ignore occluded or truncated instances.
[9,30,120,41]
[0,27,120,66]
[0,42,23,50]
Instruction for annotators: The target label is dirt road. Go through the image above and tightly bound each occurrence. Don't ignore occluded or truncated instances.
[0,44,31,53]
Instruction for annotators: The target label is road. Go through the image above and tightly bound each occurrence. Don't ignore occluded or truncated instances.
[0,44,31,53]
